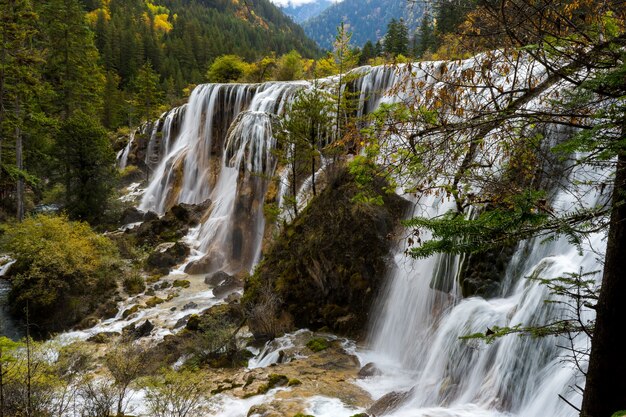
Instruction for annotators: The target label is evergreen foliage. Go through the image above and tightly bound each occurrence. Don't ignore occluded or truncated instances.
[302,0,420,49]
[54,111,116,223]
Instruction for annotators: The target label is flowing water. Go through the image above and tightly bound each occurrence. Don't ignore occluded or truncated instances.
[69,55,609,416]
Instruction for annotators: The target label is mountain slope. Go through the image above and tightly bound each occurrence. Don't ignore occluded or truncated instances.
[302,0,422,49]
[279,0,333,23]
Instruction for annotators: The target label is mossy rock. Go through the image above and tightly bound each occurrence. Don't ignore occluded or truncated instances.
[243,167,408,338]
[267,374,289,388]
[611,412,626,417]
[306,338,330,352]
[288,378,302,386]
[122,305,141,319]
[145,297,165,308]
[172,279,191,288]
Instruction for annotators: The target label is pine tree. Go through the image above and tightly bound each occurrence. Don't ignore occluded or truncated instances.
[414,12,435,58]
[0,0,45,221]
[359,40,376,65]
[55,111,116,223]
[37,0,104,119]
[384,18,398,56]
[131,61,162,125]
[333,22,358,139]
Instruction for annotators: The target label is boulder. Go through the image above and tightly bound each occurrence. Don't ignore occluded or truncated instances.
[133,201,210,247]
[367,390,413,416]
[213,275,243,298]
[358,362,382,378]
[243,168,408,338]
[123,320,154,340]
[185,254,219,275]
[146,242,190,274]
[182,302,198,311]
[205,271,233,286]
[120,207,146,224]
[174,315,191,329]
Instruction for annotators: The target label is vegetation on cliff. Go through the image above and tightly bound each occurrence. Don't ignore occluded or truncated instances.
[244,166,407,338]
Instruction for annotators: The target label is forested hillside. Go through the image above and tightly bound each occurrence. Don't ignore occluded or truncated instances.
[302,0,421,49]
[279,0,332,23]
[86,0,321,128]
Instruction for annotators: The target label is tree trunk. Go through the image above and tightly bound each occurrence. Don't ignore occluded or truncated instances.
[581,147,626,417]
[15,97,23,221]
[291,146,298,216]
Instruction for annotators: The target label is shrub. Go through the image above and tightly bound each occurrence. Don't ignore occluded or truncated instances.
[1,214,121,335]
[306,338,329,353]
[123,272,145,295]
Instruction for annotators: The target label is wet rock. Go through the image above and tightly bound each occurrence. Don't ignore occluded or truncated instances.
[75,316,99,330]
[358,362,382,378]
[172,279,191,288]
[226,292,242,304]
[122,305,140,319]
[145,296,165,308]
[134,201,210,247]
[170,200,211,226]
[174,315,191,329]
[120,207,146,224]
[87,332,121,344]
[124,320,155,340]
[146,242,190,275]
[367,389,413,416]
[205,271,233,286]
[182,302,198,311]
[143,211,159,222]
[213,275,243,298]
[185,255,217,275]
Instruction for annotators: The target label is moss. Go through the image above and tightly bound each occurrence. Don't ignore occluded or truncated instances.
[145,297,165,308]
[306,338,329,352]
[288,378,302,386]
[255,383,269,395]
[172,279,191,288]
[612,412,626,417]
[146,275,161,284]
[267,373,289,388]
[122,305,141,319]
[293,414,315,417]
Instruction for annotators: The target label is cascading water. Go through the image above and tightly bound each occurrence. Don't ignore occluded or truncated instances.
[138,81,306,274]
[117,131,135,170]
[106,54,609,416]
[355,60,606,416]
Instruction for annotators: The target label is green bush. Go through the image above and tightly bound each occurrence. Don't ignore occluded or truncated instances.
[306,338,329,352]
[1,214,121,335]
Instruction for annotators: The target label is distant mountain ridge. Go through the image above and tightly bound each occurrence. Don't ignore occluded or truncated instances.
[279,0,334,23]
[301,0,423,49]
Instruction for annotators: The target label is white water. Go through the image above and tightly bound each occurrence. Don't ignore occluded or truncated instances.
[117,131,135,170]
[104,54,607,416]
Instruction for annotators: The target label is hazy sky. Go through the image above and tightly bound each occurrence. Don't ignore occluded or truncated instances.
[270,0,341,7]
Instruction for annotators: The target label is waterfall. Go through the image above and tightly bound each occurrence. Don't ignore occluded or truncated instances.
[117,131,135,170]
[120,54,607,416]
[357,58,606,416]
